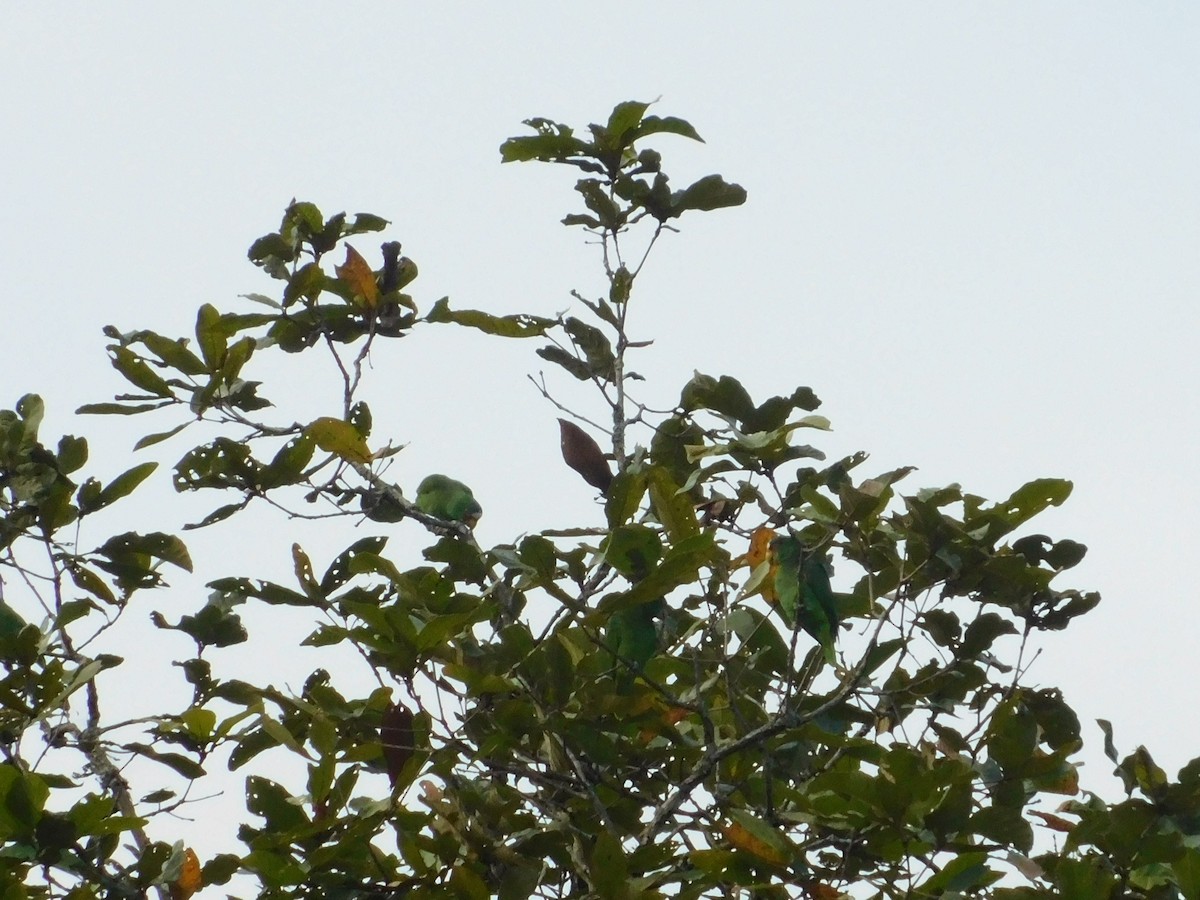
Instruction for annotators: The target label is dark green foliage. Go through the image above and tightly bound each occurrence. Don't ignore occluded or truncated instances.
[0,100,1193,900]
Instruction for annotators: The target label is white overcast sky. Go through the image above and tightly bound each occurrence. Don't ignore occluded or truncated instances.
[3,2,1198,859]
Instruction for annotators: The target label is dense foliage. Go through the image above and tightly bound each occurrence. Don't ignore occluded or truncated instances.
[2,101,1198,900]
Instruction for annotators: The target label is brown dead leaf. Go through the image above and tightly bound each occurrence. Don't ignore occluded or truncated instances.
[382,702,416,789]
[557,418,613,494]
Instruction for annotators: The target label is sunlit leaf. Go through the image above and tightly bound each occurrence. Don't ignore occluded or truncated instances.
[306,417,371,465]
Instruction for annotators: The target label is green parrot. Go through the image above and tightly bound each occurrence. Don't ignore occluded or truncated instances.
[414,474,482,527]
[772,535,838,666]
[0,601,28,641]
[606,598,664,688]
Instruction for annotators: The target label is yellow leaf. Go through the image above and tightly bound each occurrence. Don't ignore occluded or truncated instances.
[722,811,792,866]
[736,527,778,603]
[306,416,372,465]
[335,244,381,309]
[744,527,776,567]
[169,848,202,900]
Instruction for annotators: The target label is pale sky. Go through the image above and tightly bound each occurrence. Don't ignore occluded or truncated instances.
[3,3,1198,873]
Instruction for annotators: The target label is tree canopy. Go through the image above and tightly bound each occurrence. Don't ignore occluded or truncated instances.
[1,101,1197,900]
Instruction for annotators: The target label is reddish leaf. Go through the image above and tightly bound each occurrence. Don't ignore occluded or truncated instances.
[558,418,613,494]
[802,883,843,900]
[382,702,416,788]
[1030,810,1076,833]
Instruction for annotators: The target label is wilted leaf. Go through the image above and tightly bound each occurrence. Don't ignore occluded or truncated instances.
[382,702,416,789]
[558,418,612,494]
[335,244,380,310]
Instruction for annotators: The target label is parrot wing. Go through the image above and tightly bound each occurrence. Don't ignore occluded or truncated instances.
[606,599,663,689]
[772,535,837,666]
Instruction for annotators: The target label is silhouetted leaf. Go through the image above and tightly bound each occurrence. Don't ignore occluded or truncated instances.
[381,703,416,790]
[557,418,613,493]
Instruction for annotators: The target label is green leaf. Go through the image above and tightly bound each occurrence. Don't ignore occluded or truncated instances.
[109,347,173,398]
[646,466,699,544]
[1098,718,1120,764]
[124,743,206,779]
[1172,848,1200,900]
[603,525,663,581]
[536,345,593,380]
[563,316,616,379]
[669,173,747,217]
[96,530,193,572]
[347,212,389,234]
[138,332,208,376]
[56,435,88,473]
[960,612,1017,657]
[425,538,488,584]
[260,433,317,489]
[604,100,650,148]
[969,804,1033,852]
[426,297,555,337]
[320,536,388,593]
[589,829,630,900]
[600,532,716,612]
[133,422,190,450]
[629,115,704,144]
[1118,746,1168,799]
[574,180,625,231]
[988,698,1037,769]
[0,766,49,836]
[245,777,309,831]
[922,609,961,646]
[1053,856,1118,899]
[980,478,1074,539]
[69,566,117,605]
[77,401,172,416]
[195,303,227,370]
[499,118,593,163]
[605,468,648,528]
[1046,539,1087,570]
[93,462,157,510]
[517,535,558,579]
[680,372,755,421]
[15,393,44,439]
[919,851,1000,893]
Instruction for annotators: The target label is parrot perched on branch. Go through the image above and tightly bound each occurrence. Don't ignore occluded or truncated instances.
[606,598,664,689]
[415,474,482,527]
[772,535,838,666]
